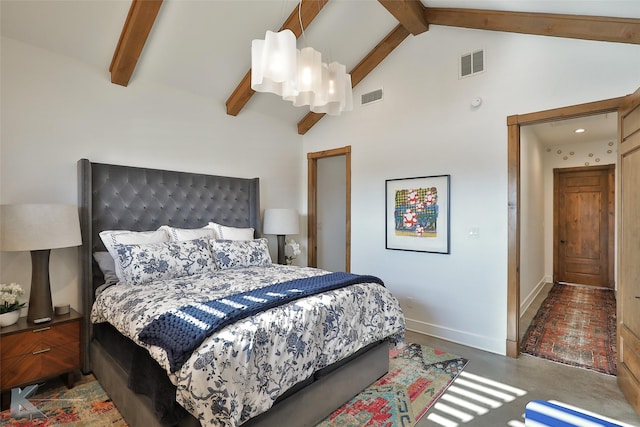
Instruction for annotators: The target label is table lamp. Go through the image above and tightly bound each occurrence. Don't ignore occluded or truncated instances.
[0,204,82,323]
[263,208,299,265]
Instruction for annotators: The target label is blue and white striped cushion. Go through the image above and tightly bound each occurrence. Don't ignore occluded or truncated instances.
[525,400,633,427]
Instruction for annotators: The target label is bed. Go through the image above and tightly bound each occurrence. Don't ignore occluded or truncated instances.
[77,159,405,427]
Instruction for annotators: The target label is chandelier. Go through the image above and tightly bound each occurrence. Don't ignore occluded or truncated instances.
[250,23,353,115]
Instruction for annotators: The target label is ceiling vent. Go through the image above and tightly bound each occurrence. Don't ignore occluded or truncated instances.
[361,88,383,105]
[460,49,484,78]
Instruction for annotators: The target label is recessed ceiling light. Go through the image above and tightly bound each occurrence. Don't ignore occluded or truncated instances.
[575,128,586,133]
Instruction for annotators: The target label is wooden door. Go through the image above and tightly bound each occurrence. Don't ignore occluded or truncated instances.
[618,86,640,415]
[553,166,614,287]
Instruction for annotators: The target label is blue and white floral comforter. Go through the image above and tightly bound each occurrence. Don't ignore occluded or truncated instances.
[91,264,405,427]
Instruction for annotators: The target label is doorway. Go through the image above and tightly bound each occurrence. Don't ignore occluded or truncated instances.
[307,146,351,271]
[506,96,626,358]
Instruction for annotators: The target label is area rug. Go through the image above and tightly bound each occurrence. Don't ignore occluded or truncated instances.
[0,377,126,426]
[521,282,617,375]
[0,343,467,427]
[317,343,469,427]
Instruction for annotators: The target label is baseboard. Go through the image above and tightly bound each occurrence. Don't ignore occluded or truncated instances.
[405,318,505,356]
[520,277,548,316]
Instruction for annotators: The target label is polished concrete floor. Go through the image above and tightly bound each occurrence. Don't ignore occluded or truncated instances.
[410,330,640,426]
[409,282,640,427]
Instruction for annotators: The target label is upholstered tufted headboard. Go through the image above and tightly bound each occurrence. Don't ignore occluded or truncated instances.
[77,159,260,371]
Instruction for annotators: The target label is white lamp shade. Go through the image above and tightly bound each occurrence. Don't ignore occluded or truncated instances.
[263,209,299,235]
[251,29,298,97]
[311,69,353,115]
[283,47,323,107]
[0,204,82,252]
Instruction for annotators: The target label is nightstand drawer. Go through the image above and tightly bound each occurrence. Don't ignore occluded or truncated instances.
[0,342,80,389]
[0,321,79,359]
[0,309,82,395]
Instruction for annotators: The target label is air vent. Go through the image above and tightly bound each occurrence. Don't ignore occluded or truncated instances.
[361,88,383,105]
[460,49,484,78]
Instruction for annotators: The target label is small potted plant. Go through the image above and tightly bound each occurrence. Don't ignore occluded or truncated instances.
[0,283,26,327]
[284,239,301,265]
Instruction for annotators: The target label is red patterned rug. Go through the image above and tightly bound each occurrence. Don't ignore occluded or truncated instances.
[0,376,126,426]
[317,343,469,426]
[521,283,617,375]
[0,343,467,426]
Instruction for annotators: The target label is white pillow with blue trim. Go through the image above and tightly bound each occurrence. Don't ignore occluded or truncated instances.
[99,228,170,281]
[207,222,254,240]
[161,225,216,242]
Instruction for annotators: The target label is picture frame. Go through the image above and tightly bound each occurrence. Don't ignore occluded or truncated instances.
[385,175,450,254]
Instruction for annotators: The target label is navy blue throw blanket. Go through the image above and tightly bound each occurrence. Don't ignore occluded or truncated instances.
[139,272,384,372]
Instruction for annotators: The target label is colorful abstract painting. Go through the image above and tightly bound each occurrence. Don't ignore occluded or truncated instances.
[394,187,439,237]
[386,175,450,254]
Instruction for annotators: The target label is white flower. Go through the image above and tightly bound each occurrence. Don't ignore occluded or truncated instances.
[284,239,301,262]
[0,283,26,314]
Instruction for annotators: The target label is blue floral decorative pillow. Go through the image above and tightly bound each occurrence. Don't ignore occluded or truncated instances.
[210,238,272,270]
[115,238,214,285]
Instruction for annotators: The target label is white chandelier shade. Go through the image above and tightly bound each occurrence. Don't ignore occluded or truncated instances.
[283,47,323,107]
[310,62,353,115]
[251,29,353,115]
[251,29,298,97]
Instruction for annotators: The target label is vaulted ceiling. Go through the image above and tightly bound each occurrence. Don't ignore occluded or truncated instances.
[110,0,640,135]
[3,0,640,136]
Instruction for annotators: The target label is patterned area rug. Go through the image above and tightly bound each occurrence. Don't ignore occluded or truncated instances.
[521,283,617,375]
[317,343,469,427]
[0,376,126,426]
[0,343,467,427]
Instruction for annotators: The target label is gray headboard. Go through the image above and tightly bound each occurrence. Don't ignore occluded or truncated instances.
[77,158,260,372]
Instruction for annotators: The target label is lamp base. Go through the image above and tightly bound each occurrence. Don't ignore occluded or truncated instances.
[276,234,286,265]
[27,249,54,324]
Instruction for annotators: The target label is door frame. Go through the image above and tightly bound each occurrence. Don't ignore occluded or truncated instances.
[506,96,626,357]
[553,165,615,287]
[307,146,351,270]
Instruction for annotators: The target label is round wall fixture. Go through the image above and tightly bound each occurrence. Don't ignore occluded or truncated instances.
[471,97,482,107]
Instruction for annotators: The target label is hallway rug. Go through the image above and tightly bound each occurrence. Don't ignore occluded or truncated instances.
[521,282,617,375]
[0,343,467,427]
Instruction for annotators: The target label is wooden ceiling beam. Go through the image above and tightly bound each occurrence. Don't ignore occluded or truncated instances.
[297,24,410,135]
[424,8,640,45]
[378,0,428,35]
[110,0,163,86]
[225,0,329,116]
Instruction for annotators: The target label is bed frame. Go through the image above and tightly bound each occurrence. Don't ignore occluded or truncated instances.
[77,159,389,427]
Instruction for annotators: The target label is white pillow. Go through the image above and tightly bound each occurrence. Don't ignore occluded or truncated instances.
[115,238,213,286]
[161,225,215,242]
[210,238,272,270]
[207,222,254,240]
[99,228,169,281]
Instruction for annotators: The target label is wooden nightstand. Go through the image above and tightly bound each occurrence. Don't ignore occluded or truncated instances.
[0,308,81,408]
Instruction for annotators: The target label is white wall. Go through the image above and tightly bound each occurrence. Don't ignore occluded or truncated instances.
[303,25,640,354]
[0,37,303,314]
[520,127,546,313]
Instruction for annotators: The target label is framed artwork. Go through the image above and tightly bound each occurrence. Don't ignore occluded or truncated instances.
[385,175,450,254]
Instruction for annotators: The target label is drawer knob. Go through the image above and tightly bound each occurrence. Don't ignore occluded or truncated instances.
[33,327,51,333]
[32,348,51,355]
